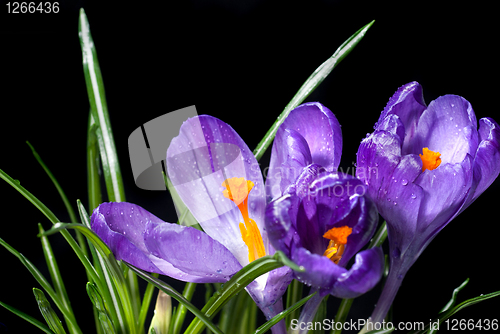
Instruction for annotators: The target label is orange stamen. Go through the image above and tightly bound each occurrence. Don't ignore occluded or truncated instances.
[323,226,352,264]
[419,147,441,172]
[222,177,265,262]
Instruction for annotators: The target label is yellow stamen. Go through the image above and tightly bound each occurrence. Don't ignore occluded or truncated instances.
[222,177,265,262]
[419,147,441,172]
[323,226,352,264]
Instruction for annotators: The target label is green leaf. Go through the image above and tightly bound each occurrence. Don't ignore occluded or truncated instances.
[184,251,303,334]
[86,283,117,334]
[41,221,138,334]
[330,298,353,334]
[0,168,100,288]
[38,224,79,334]
[79,9,125,203]
[27,142,79,225]
[139,273,160,332]
[252,20,375,161]
[170,283,197,334]
[77,200,122,333]
[33,288,67,334]
[0,299,55,334]
[87,113,103,211]
[438,278,469,314]
[407,284,500,334]
[126,264,224,334]
[367,221,387,249]
[0,237,81,333]
[286,279,304,328]
[253,292,316,334]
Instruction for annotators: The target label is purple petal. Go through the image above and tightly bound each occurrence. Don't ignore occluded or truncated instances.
[144,222,242,283]
[469,117,500,204]
[166,115,266,266]
[414,156,473,242]
[247,264,293,308]
[278,129,313,193]
[267,102,342,199]
[377,81,426,152]
[412,95,478,165]
[373,154,424,257]
[331,248,384,299]
[356,127,403,199]
[281,102,342,169]
[91,202,203,282]
[291,247,347,291]
[265,195,295,256]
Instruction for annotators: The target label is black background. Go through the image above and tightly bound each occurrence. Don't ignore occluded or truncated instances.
[1,0,498,333]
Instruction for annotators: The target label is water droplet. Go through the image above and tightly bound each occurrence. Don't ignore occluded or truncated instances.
[401,179,408,186]
[393,201,397,206]
[216,269,222,274]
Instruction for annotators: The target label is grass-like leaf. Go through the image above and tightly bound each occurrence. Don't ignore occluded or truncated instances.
[252,20,375,161]
[253,292,316,334]
[41,221,139,334]
[0,168,100,286]
[170,282,197,334]
[438,278,469,314]
[0,237,81,333]
[77,200,121,333]
[184,251,304,334]
[406,282,500,334]
[0,299,55,334]
[38,223,78,334]
[33,288,68,334]
[86,283,117,334]
[126,264,224,334]
[79,9,125,203]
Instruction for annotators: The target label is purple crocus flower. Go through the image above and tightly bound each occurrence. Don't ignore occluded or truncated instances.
[91,115,293,333]
[266,170,384,298]
[264,102,384,328]
[356,81,500,323]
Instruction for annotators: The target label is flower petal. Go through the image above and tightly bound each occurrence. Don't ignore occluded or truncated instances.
[267,102,341,199]
[265,195,295,256]
[281,102,342,169]
[331,247,384,299]
[166,115,266,266]
[91,202,202,282]
[292,246,347,291]
[376,81,426,153]
[469,117,500,204]
[413,95,478,165]
[414,156,473,246]
[144,222,242,283]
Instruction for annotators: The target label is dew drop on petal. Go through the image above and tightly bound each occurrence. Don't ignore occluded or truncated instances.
[401,179,408,186]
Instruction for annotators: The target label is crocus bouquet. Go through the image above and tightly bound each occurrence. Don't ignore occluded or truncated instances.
[1,8,499,334]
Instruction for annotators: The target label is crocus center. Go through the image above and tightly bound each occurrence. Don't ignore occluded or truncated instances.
[222,177,265,263]
[419,147,442,172]
[323,226,352,264]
